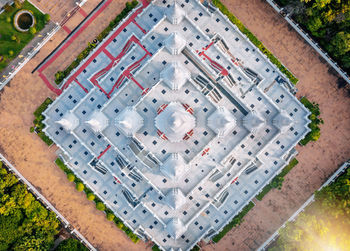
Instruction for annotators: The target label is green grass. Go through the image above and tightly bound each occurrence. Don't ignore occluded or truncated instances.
[55,157,140,244]
[256,158,299,201]
[212,0,298,84]
[299,97,322,146]
[152,245,162,251]
[0,1,47,71]
[32,97,53,146]
[212,201,254,243]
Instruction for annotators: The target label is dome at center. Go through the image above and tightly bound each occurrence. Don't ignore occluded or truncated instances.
[155,102,195,142]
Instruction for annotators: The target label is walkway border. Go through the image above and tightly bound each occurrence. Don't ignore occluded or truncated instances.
[0,152,96,251]
[257,160,350,250]
[265,0,350,84]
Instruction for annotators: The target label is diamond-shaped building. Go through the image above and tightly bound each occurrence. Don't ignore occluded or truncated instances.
[43,0,310,250]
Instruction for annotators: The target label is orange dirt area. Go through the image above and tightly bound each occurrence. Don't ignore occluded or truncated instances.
[30,0,78,22]
[202,0,350,251]
[0,1,148,250]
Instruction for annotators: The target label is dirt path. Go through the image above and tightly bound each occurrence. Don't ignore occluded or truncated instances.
[202,0,350,250]
[0,1,148,250]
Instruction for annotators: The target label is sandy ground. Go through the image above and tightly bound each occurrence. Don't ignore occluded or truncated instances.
[202,0,350,250]
[0,1,148,250]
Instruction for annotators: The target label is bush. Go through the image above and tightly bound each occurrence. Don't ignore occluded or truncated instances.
[86,193,95,201]
[6,17,11,23]
[29,127,34,133]
[8,50,14,56]
[44,14,50,22]
[96,202,105,211]
[212,0,298,84]
[212,202,255,242]
[106,213,115,221]
[75,182,84,192]
[299,97,322,145]
[11,35,16,41]
[256,158,299,200]
[29,27,37,35]
[67,173,75,182]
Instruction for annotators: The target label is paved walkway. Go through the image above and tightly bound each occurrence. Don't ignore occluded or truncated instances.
[202,0,350,250]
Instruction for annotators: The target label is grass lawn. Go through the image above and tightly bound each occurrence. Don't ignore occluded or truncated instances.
[0,1,47,71]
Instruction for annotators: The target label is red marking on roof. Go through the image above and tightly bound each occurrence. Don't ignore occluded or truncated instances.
[231,177,238,184]
[97,145,111,159]
[75,79,89,93]
[201,148,210,156]
[114,176,121,184]
[61,4,149,91]
[132,19,147,34]
[103,48,115,61]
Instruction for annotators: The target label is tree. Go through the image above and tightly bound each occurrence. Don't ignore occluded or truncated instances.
[55,238,88,251]
[75,182,84,192]
[29,27,37,35]
[271,176,284,190]
[67,173,75,182]
[328,32,350,57]
[86,193,95,201]
[11,35,17,41]
[8,50,14,56]
[96,202,105,211]
[6,17,11,23]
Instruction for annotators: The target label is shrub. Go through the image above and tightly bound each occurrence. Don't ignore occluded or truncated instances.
[6,17,11,23]
[67,173,75,182]
[86,193,95,201]
[29,27,37,34]
[3,4,13,13]
[11,35,17,41]
[29,127,34,133]
[75,182,84,191]
[212,202,255,242]
[299,97,322,145]
[55,238,88,251]
[44,14,50,22]
[8,50,14,56]
[96,202,105,211]
[106,213,115,221]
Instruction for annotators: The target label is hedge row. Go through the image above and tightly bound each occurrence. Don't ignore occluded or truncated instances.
[299,97,322,146]
[212,0,298,84]
[31,97,53,146]
[256,158,299,201]
[54,0,138,85]
[55,158,140,243]
[212,201,254,243]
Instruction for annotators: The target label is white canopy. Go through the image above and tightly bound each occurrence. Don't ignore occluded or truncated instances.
[160,153,187,179]
[165,188,186,209]
[115,107,143,137]
[208,106,236,137]
[56,111,79,132]
[273,110,293,132]
[164,32,186,55]
[160,61,190,90]
[165,2,185,25]
[242,110,265,133]
[155,102,195,142]
[166,218,186,239]
[86,110,109,133]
